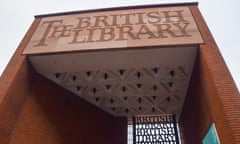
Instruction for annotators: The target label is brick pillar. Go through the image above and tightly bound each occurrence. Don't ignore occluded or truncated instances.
[180,5,240,144]
[0,19,40,144]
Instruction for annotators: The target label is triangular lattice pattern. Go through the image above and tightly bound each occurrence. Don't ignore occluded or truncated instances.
[29,46,198,119]
[51,66,187,118]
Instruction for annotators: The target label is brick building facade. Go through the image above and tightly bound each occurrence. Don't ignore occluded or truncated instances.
[0,3,239,144]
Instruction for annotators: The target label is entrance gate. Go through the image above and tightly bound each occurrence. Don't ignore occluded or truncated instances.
[132,114,180,144]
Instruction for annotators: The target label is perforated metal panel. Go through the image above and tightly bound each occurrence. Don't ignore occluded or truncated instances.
[133,114,179,144]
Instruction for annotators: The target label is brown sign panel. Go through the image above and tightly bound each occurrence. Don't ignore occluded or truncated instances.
[23,6,203,54]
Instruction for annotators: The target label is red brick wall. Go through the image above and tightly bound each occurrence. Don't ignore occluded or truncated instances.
[0,19,40,144]
[180,54,213,143]
[9,74,127,144]
[180,6,240,144]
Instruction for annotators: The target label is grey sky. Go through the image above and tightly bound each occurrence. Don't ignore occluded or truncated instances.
[1,0,239,90]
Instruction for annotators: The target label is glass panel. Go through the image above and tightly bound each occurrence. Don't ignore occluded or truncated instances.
[202,124,220,144]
